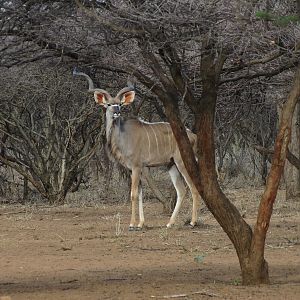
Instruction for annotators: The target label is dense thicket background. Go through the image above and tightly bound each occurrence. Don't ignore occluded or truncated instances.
[0,0,299,204]
[0,0,299,286]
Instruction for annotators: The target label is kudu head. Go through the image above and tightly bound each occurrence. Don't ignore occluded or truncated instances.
[73,67,135,119]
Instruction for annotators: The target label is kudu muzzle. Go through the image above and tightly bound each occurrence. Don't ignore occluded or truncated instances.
[108,104,122,119]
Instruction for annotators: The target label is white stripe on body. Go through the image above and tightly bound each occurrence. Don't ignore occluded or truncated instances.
[166,123,172,156]
[143,123,152,161]
[140,119,169,126]
[149,125,160,155]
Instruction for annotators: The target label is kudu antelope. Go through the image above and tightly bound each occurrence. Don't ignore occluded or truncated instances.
[73,68,200,230]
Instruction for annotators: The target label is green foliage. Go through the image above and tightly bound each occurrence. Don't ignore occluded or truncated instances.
[256,11,300,27]
[275,15,300,27]
[231,278,241,286]
[255,11,273,21]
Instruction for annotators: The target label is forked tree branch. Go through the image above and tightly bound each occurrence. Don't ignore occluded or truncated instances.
[254,145,300,169]
[219,57,300,84]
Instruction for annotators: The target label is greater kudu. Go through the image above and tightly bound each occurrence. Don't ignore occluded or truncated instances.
[73,68,200,230]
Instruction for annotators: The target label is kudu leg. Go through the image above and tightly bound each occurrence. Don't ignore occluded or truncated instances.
[167,165,187,228]
[174,160,201,227]
[137,183,144,229]
[129,168,142,230]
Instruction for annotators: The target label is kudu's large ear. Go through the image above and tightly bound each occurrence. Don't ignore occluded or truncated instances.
[120,91,135,106]
[94,91,110,106]
[116,86,135,106]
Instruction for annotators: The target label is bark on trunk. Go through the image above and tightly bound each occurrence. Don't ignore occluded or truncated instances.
[22,176,29,204]
[247,67,300,284]
[285,102,300,200]
[193,92,265,285]
[47,190,67,204]
[161,51,275,285]
[162,64,261,285]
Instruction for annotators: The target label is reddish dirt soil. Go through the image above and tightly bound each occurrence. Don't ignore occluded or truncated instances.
[0,189,299,300]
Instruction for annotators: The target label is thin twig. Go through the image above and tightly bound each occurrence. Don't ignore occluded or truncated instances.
[150,290,219,298]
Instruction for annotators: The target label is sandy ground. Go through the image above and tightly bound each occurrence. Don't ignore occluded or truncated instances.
[0,189,299,300]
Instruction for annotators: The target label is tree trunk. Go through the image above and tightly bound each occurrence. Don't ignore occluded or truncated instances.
[261,154,268,185]
[161,67,262,285]
[47,190,67,204]
[161,52,273,284]
[285,102,300,200]
[246,66,300,283]
[193,92,267,285]
[143,167,176,213]
[22,176,29,204]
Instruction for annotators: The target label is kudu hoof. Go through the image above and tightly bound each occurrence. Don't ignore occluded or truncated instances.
[184,220,197,228]
[128,226,143,231]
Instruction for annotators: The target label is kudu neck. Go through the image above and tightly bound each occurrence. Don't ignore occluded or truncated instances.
[105,109,123,141]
